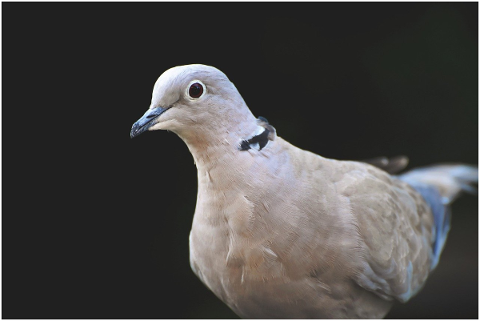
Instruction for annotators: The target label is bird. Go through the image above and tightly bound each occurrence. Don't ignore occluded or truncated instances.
[130,64,477,318]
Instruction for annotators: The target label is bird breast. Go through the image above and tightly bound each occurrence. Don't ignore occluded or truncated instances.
[187,141,353,317]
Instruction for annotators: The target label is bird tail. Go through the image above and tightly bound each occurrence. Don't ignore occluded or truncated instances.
[400,164,478,204]
[399,164,478,269]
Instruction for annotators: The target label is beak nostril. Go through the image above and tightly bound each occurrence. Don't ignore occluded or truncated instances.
[130,106,169,138]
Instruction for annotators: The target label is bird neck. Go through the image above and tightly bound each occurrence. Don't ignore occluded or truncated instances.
[180,123,256,169]
[178,109,260,171]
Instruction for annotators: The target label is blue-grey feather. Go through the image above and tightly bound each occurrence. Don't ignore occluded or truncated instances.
[404,182,451,270]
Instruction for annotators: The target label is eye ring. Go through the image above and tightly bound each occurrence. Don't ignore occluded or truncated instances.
[187,80,206,99]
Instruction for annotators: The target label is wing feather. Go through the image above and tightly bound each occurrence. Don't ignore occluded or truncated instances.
[335,162,434,302]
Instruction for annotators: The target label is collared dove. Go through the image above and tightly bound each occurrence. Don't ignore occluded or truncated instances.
[130,64,477,318]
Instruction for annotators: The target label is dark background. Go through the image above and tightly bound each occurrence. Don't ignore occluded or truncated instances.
[3,2,478,319]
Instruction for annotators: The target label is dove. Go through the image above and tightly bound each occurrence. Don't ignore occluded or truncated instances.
[130,64,477,318]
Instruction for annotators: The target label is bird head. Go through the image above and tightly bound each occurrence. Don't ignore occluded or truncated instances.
[130,64,258,144]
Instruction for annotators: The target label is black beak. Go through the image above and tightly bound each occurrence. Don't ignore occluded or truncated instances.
[130,107,169,138]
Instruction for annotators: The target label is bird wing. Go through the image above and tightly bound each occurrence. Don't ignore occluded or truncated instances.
[333,161,435,302]
[362,155,409,174]
[265,140,433,304]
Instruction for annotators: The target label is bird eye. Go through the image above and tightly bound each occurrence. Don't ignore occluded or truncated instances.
[188,82,204,99]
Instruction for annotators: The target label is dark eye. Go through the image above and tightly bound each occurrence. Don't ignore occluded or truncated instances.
[189,82,204,98]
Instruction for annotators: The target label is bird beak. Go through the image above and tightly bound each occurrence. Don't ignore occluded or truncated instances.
[130,107,169,138]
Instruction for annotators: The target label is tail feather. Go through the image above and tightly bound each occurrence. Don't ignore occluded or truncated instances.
[399,164,478,204]
[399,164,477,269]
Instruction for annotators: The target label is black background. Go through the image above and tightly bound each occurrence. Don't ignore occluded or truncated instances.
[3,2,478,319]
